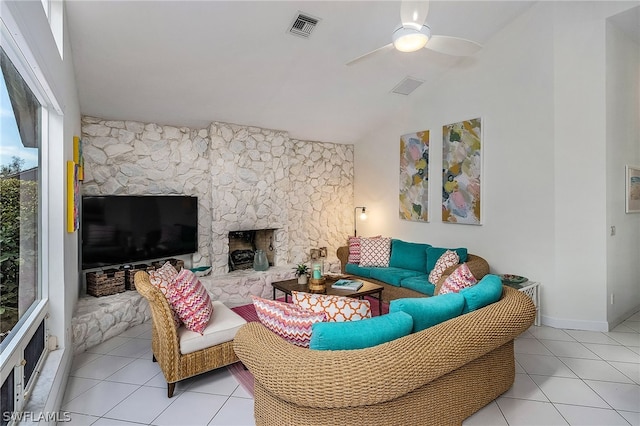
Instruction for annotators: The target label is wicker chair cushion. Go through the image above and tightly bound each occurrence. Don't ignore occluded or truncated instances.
[178,300,247,354]
[252,296,326,347]
[389,293,465,332]
[439,263,477,295]
[460,274,503,314]
[291,291,371,322]
[360,237,392,267]
[425,246,468,273]
[309,311,413,350]
[148,262,182,329]
[428,250,460,285]
[166,269,213,334]
[388,239,432,272]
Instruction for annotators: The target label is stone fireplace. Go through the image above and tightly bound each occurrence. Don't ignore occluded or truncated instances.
[80,117,354,276]
[228,229,276,271]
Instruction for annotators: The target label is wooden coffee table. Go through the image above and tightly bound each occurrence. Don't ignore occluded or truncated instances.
[272,276,384,315]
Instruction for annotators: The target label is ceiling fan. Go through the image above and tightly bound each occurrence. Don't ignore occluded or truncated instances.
[346,0,482,66]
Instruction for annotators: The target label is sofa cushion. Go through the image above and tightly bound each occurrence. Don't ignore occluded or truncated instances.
[370,267,422,287]
[166,269,213,334]
[389,293,465,332]
[399,275,436,296]
[291,291,371,322]
[309,311,413,351]
[388,239,432,272]
[178,300,246,355]
[344,263,376,278]
[439,263,477,295]
[251,296,326,347]
[360,237,392,267]
[428,250,460,285]
[460,274,503,314]
[426,247,468,273]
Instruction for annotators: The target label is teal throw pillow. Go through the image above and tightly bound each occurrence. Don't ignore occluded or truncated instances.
[389,239,432,272]
[309,311,413,351]
[426,246,468,273]
[460,274,503,314]
[389,293,465,332]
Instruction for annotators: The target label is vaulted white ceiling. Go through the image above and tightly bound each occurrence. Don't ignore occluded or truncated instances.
[66,1,540,144]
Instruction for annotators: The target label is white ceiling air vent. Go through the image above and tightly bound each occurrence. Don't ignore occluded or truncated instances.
[288,13,319,38]
[391,77,424,96]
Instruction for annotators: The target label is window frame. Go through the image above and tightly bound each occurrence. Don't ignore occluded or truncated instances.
[0,11,56,421]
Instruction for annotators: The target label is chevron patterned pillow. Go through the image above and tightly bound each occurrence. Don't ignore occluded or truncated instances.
[149,262,182,329]
[166,268,213,334]
[439,263,478,295]
[251,296,326,347]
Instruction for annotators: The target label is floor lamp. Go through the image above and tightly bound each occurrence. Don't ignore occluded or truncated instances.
[354,206,367,237]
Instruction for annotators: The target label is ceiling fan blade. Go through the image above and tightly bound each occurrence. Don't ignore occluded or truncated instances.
[400,0,430,30]
[425,35,482,56]
[346,43,394,66]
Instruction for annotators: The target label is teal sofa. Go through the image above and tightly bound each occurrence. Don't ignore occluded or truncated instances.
[337,239,490,302]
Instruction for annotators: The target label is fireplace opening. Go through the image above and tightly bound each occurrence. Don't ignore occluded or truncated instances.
[228,229,276,271]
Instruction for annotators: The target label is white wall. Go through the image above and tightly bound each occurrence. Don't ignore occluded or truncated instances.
[1,0,81,411]
[354,2,640,330]
[606,15,640,327]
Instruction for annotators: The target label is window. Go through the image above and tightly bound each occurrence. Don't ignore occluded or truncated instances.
[0,36,49,423]
[0,46,41,345]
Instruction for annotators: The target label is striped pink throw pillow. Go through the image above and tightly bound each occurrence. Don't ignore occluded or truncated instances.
[439,263,477,295]
[166,269,213,334]
[251,296,326,347]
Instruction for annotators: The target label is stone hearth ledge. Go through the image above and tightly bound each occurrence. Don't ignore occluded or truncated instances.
[72,260,340,354]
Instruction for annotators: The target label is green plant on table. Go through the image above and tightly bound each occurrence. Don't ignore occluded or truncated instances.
[293,263,309,277]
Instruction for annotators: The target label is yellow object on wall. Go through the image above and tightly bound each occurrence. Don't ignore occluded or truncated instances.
[67,160,79,232]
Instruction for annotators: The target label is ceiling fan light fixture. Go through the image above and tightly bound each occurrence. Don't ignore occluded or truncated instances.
[392,25,431,52]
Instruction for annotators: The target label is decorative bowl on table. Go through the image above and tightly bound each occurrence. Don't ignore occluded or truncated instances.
[499,274,528,286]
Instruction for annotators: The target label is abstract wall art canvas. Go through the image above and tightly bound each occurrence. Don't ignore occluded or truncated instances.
[626,165,640,213]
[442,118,482,225]
[399,130,429,222]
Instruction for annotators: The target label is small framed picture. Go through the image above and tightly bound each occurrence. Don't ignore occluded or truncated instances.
[626,165,640,213]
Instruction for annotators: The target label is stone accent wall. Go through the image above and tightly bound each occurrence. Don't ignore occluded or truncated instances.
[81,116,353,275]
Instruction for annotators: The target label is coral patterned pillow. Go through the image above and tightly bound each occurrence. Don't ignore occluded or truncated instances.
[251,296,326,347]
[428,250,460,285]
[148,262,182,329]
[166,269,214,334]
[291,291,371,322]
[439,263,478,295]
[360,237,392,267]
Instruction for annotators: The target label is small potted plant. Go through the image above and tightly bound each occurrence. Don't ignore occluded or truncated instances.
[294,263,309,285]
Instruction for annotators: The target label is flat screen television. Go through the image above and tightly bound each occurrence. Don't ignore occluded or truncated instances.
[81,195,198,270]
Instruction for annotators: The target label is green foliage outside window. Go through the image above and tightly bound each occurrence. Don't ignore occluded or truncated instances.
[0,176,37,341]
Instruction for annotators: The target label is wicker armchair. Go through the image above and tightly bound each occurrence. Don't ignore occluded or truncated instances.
[134,271,242,397]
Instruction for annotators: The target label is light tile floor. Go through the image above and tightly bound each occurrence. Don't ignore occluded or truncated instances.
[60,312,640,426]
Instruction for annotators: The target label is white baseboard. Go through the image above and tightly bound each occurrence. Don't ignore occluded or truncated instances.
[541,315,609,332]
